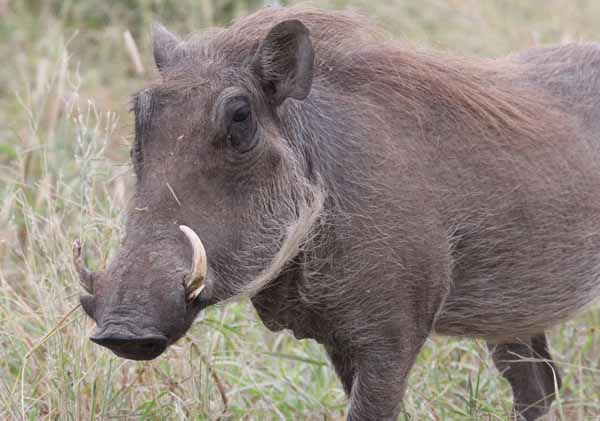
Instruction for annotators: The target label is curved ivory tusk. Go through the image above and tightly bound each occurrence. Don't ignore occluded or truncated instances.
[72,239,94,294]
[179,225,208,301]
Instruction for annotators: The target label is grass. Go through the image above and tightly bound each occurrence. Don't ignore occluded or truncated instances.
[1,0,599,419]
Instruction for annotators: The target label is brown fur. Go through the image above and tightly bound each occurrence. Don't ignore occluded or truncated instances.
[80,6,600,420]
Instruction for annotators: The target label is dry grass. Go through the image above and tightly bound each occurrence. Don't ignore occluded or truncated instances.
[1,0,599,419]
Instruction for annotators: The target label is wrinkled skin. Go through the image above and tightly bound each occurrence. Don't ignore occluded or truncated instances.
[80,18,319,359]
[77,7,600,420]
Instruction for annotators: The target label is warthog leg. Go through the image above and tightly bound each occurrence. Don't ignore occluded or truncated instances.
[487,334,561,421]
[325,343,355,396]
[335,335,426,421]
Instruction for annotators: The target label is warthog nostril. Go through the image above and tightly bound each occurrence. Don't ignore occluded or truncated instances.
[90,331,168,360]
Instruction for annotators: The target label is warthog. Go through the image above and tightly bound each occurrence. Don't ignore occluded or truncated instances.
[74,6,600,420]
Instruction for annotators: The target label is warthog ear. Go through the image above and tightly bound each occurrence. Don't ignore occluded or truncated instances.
[152,22,180,71]
[253,20,314,106]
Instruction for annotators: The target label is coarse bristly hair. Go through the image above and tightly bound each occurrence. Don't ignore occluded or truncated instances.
[160,5,599,333]
[91,5,600,419]
[169,5,600,338]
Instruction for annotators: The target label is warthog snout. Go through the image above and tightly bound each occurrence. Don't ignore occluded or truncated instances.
[73,225,212,360]
[90,327,168,361]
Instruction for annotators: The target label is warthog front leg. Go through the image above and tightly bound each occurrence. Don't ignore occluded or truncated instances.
[326,344,356,396]
[488,334,561,421]
[340,337,425,421]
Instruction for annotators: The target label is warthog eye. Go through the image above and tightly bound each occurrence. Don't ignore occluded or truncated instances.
[226,96,257,153]
[232,103,250,123]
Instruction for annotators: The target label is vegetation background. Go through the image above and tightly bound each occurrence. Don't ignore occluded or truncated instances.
[1,0,599,419]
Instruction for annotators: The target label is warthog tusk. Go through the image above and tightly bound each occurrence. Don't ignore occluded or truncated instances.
[72,239,94,294]
[179,225,208,301]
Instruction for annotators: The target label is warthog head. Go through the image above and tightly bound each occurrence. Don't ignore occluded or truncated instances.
[75,16,325,360]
